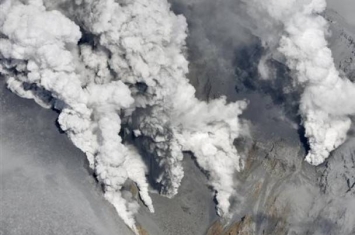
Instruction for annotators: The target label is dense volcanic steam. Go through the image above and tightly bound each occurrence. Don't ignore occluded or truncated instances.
[0,0,247,232]
[243,0,355,165]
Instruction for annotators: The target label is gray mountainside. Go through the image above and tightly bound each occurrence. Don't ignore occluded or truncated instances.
[140,5,355,235]
[326,9,355,82]
[206,8,355,235]
[1,4,354,235]
[134,6,355,235]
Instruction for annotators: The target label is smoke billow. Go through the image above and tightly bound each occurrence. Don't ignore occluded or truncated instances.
[0,0,247,230]
[0,0,152,232]
[244,0,355,165]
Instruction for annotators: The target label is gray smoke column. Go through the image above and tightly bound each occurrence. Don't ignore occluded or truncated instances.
[244,0,355,165]
[0,0,152,233]
[0,0,248,230]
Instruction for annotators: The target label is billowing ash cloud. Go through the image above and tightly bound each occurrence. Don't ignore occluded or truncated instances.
[0,0,247,231]
[0,0,152,232]
[243,0,355,165]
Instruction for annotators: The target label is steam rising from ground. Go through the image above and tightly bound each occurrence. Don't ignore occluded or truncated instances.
[244,0,355,165]
[0,0,247,231]
[2,0,351,232]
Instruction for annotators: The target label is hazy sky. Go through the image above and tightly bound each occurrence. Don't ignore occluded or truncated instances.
[327,0,355,25]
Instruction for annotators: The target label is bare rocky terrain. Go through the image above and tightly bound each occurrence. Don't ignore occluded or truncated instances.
[1,2,354,235]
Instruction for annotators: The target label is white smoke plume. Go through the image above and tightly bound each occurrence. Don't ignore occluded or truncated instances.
[0,0,151,233]
[0,0,248,230]
[244,0,355,165]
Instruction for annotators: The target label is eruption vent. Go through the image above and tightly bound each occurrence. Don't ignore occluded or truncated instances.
[244,0,355,165]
